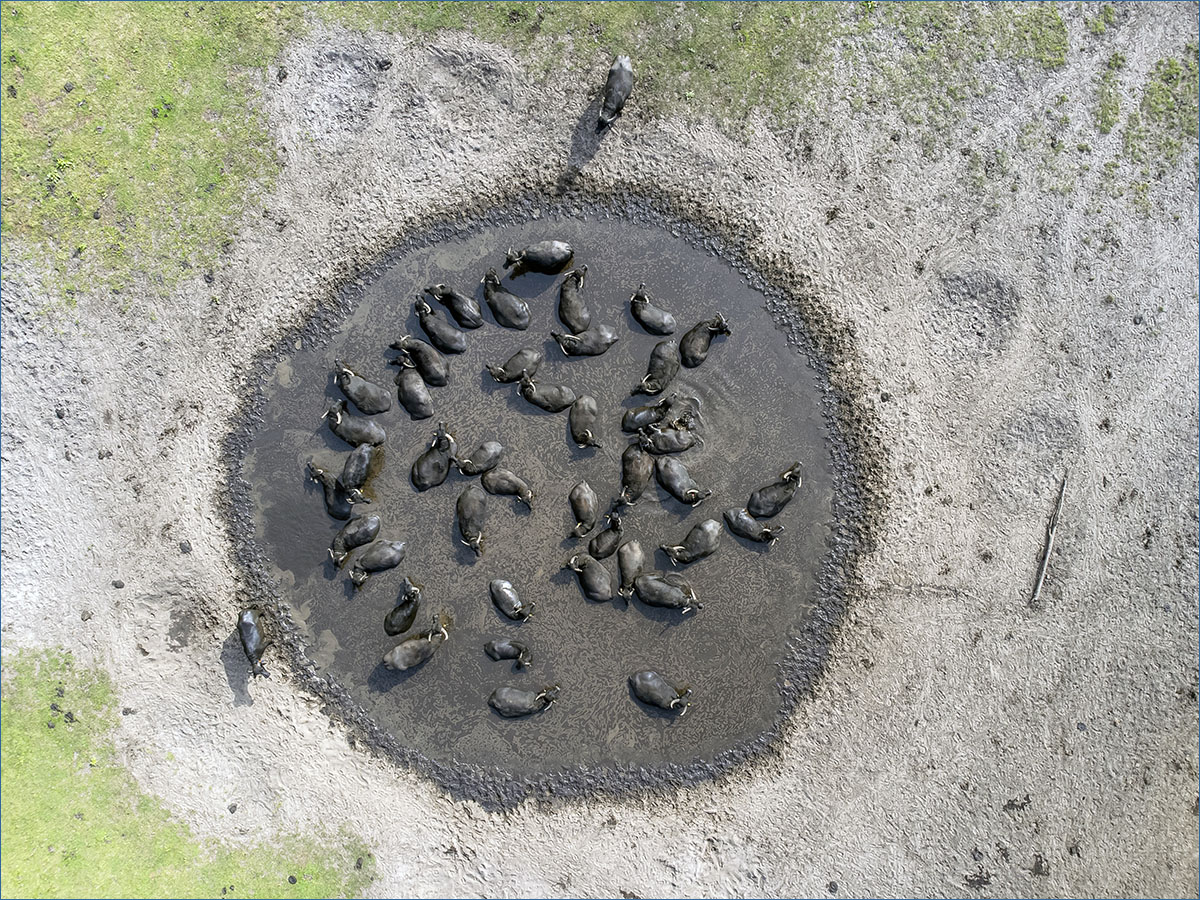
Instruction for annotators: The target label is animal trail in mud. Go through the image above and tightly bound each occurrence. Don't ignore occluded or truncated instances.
[242,215,837,780]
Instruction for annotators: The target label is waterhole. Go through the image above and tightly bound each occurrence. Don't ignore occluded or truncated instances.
[240,212,840,784]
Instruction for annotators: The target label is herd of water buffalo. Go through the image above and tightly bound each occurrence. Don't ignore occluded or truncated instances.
[236,57,803,720]
[239,233,802,721]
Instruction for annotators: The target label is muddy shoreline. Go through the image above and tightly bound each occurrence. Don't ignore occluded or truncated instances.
[222,189,885,809]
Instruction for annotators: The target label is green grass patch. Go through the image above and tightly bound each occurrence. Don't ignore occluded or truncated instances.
[1,648,375,898]
[0,1,1098,302]
[0,0,307,301]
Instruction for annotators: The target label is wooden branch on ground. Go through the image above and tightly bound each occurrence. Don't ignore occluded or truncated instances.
[1029,471,1068,608]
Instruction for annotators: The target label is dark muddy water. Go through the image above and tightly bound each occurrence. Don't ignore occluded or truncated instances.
[244,217,835,776]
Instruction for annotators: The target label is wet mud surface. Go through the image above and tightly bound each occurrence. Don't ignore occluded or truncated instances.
[241,214,840,778]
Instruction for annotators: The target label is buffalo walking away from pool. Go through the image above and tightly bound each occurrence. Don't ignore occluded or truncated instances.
[633,572,701,613]
[598,55,633,130]
[307,460,369,521]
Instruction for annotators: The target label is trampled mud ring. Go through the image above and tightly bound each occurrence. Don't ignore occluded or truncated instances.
[221,185,887,810]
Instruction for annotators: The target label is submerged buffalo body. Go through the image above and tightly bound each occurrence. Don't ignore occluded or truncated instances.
[330,514,381,566]
[334,360,392,415]
[629,670,692,714]
[504,240,573,275]
[747,462,803,518]
[488,684,560,717]
[383,615,448,671]
[557,267,591,334]
[350,539,407,587]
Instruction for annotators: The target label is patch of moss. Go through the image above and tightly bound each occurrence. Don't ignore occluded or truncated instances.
[0,1,308,302]
[1,648,375,899]
[1087,3,1116,36]
[994,2,1069,70]
[1121,42,1199,180]
[1096,54,1123,134]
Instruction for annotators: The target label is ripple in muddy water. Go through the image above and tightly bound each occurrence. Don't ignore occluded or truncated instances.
[242,214,837,780]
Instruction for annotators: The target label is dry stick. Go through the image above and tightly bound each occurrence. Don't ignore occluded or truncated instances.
[1029,472,1068,607]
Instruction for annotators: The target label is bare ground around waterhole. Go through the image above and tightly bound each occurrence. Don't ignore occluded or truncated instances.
[2,13,1198,900]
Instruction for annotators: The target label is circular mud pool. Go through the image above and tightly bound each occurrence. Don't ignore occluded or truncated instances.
[239,211,840,784]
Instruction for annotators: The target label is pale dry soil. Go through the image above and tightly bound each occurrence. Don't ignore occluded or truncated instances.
[2,10,1198,898]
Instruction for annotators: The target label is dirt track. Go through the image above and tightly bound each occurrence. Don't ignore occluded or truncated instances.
[2,12,1197,897]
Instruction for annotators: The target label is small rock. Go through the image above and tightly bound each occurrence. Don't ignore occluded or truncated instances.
[55,407,65,419]
[880,391,892,402]
[121,707,135,716]
[179,540,192,554]
[6,85,15,98]
[92,209,101,219]
[1133,314,1143,325]
[1032,854,1050,876]
[47,721,55,729]
[288,875,297,885]
[112,579,124,589]
[355,857,363,870]
[827,882,838,894]
[228,803,238,813]
[376,58,392,71]
[80,610,92,621]
[63,81,74,92]
[64,711,75,724]
[203,272,214,284]
[98,449,112,459]
[277,67,288,83]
